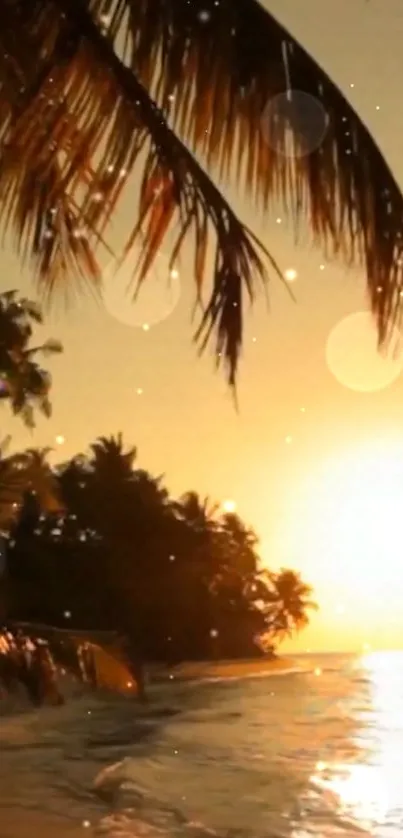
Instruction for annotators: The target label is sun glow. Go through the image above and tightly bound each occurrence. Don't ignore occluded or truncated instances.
[278,439,403,648]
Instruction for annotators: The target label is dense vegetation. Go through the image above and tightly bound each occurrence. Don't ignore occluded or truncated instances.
[0,291,316,666]
[2,434,316,662]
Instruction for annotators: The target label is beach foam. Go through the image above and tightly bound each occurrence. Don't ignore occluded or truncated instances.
[154,656,304,684]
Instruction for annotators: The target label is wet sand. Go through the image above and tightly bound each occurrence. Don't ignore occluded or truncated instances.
[0,809,89,837]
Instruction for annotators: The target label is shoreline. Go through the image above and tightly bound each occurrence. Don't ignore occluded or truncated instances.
[152,656,304,683]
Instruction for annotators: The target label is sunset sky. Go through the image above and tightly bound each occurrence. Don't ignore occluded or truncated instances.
[3,0,403,653]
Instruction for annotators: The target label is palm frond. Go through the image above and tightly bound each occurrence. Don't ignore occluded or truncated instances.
[0,0,280,385]
[0,290,61,427]
[2,0,403,385]
[120,0,403,332]
[26,338,64,357]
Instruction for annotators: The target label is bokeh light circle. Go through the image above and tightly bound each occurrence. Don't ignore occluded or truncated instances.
[261,89,329,158]
[326,311,403,392]
[103,250,181,329]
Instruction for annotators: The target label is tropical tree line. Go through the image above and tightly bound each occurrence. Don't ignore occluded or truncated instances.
[2,433,317,662]
[0,290,316,665]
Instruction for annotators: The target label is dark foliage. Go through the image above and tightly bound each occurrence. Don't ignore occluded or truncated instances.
[1,3,403,386]
[4,434,316,663]
[0,290,62,428]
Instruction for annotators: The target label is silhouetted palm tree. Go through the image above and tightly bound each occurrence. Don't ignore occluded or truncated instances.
[264,569,318,641]
[175,492,218,527]
[4,433,319,663]
[89,433,136,478]
[2,2,403,385]
[0,291,62,427]
[0,446,62,532]
[87,433,169,538]
[217,512,259,576]
[173,491,220,572]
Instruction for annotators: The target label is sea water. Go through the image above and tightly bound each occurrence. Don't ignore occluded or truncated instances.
[1,652,403,837]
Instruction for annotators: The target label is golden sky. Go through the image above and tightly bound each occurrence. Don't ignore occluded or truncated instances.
[3,0,403,653]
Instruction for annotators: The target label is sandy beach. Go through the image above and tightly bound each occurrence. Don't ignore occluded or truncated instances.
[0,809,88,838]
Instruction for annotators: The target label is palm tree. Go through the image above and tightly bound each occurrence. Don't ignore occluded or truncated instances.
[0,444,63,621]
[88,433,170,539]
[263,568,318,642]
[89,433,137,484]
[0,291,62,427]
[2,2,402,387]
[216,512,260,576]
[170,492,220,655]
[174,491,218,531]
[0,446,62,533]
[173,491,221,572]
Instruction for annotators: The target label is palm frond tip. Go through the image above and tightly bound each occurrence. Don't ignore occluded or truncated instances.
[1,0,403,383]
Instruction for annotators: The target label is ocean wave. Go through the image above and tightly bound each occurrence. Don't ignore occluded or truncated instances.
[2,653,401,838]
[188,666,304,685]
[94,759,221,838]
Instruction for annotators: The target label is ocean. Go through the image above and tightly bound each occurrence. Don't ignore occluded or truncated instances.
[1,652,403,838]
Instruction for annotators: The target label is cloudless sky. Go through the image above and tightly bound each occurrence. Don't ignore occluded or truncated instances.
[3,0,403,653]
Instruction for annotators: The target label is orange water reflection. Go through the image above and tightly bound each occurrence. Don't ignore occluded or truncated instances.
[310,651,403,834]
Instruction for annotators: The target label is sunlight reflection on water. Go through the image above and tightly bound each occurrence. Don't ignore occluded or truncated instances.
[3,654,403,838]
[311,651,403,835]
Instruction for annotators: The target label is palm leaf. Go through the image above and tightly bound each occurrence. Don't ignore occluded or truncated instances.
[2,0,403,385]
[26,338,64,357]
[0,290,61,427]
[124,0,403,329]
